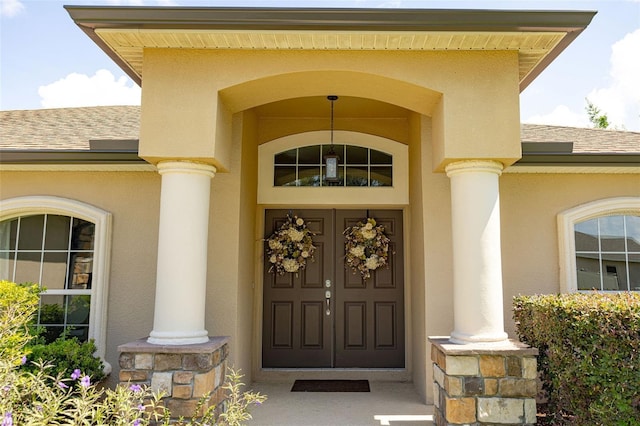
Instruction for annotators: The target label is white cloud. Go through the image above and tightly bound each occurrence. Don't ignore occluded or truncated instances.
[586,29,640,130]
[524,105,590,128]
[0,0,25,17]
[525,29,640,131]
[38,70,141,108]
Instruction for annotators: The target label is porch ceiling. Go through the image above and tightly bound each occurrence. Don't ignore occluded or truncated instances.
[65,7,596,91]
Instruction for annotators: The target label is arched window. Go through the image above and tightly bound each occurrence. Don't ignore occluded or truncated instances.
[274,144,392,187]
[558,197,640,292]
[0,196,112,364]
[258,131,409,206]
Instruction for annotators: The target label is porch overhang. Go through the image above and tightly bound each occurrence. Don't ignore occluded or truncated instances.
[65,6,596,91]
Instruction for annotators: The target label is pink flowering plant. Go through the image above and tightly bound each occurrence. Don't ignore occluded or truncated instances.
[266,215,316,275]
[343,218,391,280]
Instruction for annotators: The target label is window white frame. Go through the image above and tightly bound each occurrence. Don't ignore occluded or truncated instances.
[0,196,112,366]
[258,130,409,206]
[558,197,640,293]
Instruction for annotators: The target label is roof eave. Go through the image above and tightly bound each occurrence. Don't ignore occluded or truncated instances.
[0,150,145,165]
[64,6,596,90]
[516,152,640,166]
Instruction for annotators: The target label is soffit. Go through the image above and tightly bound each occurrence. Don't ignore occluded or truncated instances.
[95,28,564,87]
[66,7,596,91]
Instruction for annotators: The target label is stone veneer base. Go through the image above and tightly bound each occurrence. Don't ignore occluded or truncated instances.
[118,336,230,420]
[429,337,539,426]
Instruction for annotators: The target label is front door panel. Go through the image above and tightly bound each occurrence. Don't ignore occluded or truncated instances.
[262,209,404,368]
[334,209,405,367]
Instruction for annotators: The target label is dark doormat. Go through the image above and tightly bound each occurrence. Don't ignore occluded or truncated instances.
[291,379,370,392]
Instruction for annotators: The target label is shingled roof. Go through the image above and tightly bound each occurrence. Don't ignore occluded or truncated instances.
[1,106,639,157]
[0,106,139,151]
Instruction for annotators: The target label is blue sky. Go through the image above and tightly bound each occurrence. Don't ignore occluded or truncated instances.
[1,0,639,131]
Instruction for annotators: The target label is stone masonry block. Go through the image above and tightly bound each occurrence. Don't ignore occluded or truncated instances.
[499,378,537,398]
[172,384,193,399]
[119,370,149,382]
[433,383,440,409]
[173,371,194,385]
[212,347,223,367]
[484,378,498,396]
[151,372,173,395]
[463,376,484,396]
[193,369,216,397]
[155,354,182,371]
[209,385,228,408]
[214,364,224,389]
[183,353,213,371]
[445,397,476,424]
[432,345,446,370]
[445,376,463,397]
[506,356,523,377]
[166,398,203,418]
[445,355,479,376]
[119,353,134,369]
[524,398,537,424]
[522,357,537,380]
[433,363,445,388]
[135,353,154,370]
[480,355,506,377]
[478,397,524,424]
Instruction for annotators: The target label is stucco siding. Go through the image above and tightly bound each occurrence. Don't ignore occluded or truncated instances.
[0,171,161,387]
[500,173,640,336]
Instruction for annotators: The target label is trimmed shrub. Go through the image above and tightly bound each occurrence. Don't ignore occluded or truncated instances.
[24,337,106,385]
[514,293,640,425]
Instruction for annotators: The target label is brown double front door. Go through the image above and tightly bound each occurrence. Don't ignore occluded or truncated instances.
[262,209,404,368]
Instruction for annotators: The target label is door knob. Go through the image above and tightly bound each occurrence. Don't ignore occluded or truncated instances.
[325,290,331,315]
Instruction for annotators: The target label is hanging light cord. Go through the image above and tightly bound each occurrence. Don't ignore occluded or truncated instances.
[328,95,338,152]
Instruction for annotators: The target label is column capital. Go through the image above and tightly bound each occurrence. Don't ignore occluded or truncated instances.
[157,160,217,178]
[445,160,504,177]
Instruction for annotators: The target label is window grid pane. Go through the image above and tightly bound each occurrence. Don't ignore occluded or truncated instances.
[274,144,392,187]
[1,214,95,342]
[575,214,640,292]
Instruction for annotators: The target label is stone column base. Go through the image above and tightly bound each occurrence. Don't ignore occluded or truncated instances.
[118,337,230,420]
[429,337,538,425]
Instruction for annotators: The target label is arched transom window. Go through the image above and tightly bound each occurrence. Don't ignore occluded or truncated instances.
[274,144,392,187]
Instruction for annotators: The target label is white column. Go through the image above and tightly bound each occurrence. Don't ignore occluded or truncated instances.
[446,160,508,344]
[148,161,216,345]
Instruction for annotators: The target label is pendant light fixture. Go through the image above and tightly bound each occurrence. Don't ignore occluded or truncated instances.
[324,95,340,183]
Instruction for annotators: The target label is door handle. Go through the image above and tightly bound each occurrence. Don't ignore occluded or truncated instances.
[325,290,331,316]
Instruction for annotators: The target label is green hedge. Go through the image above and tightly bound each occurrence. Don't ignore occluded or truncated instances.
[514,293,640,425]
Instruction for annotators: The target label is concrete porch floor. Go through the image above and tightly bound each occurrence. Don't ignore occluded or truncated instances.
[246,381,434,426]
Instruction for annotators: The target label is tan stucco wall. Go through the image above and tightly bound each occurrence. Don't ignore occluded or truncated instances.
[500,173,640,337]
[0,166,260,386]
[139,49,521,169]
[0,171,161,387]
[2,162,639,399]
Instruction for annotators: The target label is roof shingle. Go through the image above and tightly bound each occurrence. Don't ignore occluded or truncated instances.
[1,106,639,154]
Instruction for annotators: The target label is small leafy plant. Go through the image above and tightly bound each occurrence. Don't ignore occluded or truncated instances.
[0,281,266,425]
